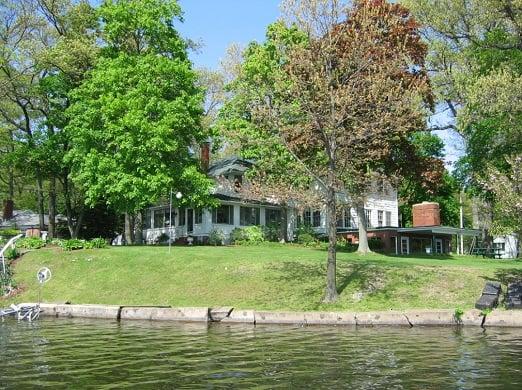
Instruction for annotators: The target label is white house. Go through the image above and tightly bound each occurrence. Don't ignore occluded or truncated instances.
[141,155,400,245]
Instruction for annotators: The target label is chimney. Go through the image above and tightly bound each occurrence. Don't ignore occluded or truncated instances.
[200,141,210,172]
[412,202,441,227]
[2,199,14,220]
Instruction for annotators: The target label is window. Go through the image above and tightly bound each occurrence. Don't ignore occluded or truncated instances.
[378,180,385,193]
[385,211,392,227]
[240,206,260,226]
[337,213,344,228]
[195,209,203,224]
[365,209,372,228]
[351,214,358,228]
[378,179,389,195]
[265,209,282,225]
[178,207,186,226]
[344,209,351,228]
[212,205,234,224]
[312,210,321,227]
[304,209,311,225]
[493,242,505,252]
[337,208,352,228]
[377,210,383,227]
[153,209,166,228]
[144,210,151,229]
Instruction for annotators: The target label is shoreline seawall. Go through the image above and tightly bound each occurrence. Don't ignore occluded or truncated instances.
[19,303,522,328]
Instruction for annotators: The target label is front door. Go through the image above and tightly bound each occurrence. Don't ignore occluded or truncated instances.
[187,209,194,233]
[401,237,409,255]
[435,238,443,254]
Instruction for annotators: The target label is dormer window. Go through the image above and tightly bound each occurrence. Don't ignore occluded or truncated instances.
[233,174,242,191]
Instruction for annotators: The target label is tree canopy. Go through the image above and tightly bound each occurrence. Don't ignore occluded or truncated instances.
[65,0,214,216]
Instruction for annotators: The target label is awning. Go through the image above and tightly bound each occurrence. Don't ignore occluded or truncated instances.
[397,226,481,236]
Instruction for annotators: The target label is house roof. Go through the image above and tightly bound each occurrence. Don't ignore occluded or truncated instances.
[0,210,67,229]
[207,156,253,177]
[337,226,481,236]
[397,226,481,236]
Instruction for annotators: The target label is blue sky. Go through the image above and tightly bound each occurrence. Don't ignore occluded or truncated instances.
[175,0,462,167]
[177,0,281,70]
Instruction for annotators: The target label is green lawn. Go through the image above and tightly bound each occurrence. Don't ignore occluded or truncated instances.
[5,244,522,311]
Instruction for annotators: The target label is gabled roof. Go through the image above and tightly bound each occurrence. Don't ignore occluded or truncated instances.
[207,156,253,177]
[0,210,67,229]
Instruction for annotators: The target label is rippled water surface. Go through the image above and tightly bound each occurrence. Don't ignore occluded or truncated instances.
[1,318,522,389]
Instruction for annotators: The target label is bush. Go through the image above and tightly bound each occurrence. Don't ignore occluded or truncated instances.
[0,228,22,237]
[295,224,316,241]
[208,229,225,246]
[297,232,319,247]
[156,233,170,244]
[336,236,356,251]
[263,223,282,242]
[230,226,265,245]
[50,238,65,247]
[61,239,85,251]
[0,265,15,295]
[84,237,108,249]
[368,237,383,251]
[3,247,19,260]
[16,237,46,249]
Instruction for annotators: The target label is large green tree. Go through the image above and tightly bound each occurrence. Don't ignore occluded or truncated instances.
[403,0,522,234]
[65,0,213,243]
[0,0,98,237]
[399,132,460,227]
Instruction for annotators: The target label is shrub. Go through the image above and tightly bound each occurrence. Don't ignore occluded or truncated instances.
[156,233,170,244]
[61,239,85,251]
[16,237,46,249]
[230,228,245,243]
[84,237,108,249]
[230,226,265,245]
[263,223,282,242]
[0,267,14,295]
[0,228,22,237]
[454,307,464,323]
[297,233,319,247]
[296,224,315,238]
[368,237,383,251]
[50,238,65,247]
[3,247,19,260]
[208,229,225,246]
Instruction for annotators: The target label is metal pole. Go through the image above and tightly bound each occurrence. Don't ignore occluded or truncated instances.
[460,190,464,255]
[169,188,173,253]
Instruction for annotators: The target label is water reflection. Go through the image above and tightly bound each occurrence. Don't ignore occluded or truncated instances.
[1,318,522,388]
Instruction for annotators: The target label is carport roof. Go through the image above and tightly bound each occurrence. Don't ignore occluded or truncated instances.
[397,226,481,236]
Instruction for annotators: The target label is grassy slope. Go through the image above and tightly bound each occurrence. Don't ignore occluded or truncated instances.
[5,244,522,311]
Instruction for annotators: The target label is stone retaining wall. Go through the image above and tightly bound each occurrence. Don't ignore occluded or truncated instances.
[24,303,522,328]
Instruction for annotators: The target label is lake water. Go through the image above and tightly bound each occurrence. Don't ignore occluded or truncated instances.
[1,318,522,389]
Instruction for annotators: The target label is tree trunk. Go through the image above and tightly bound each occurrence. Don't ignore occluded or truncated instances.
[36,174,45,231]
[124,213,135,245]
[323,185,338,303]
[48,177,56,238]
[135,211,143,244]
[73,208,84,239]
[63,174,83,238]
[357,204,371,254]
